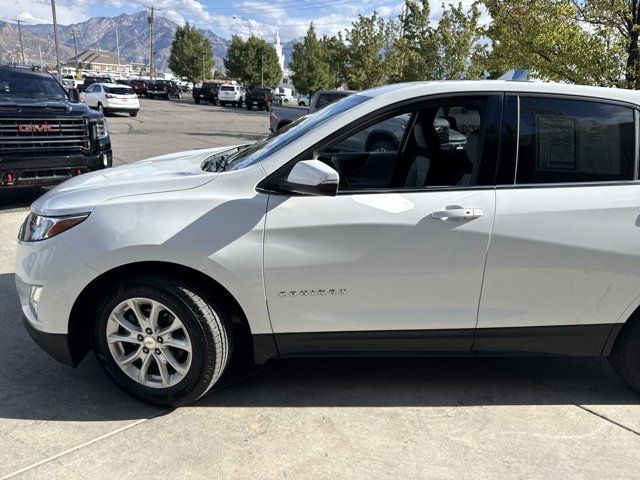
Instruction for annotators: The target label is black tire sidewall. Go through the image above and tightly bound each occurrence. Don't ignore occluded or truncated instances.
[92,277,222,406]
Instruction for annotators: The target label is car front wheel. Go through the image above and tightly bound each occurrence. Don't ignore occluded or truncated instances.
[92,275,231,406]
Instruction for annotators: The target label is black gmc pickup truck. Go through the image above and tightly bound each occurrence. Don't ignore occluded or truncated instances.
[0,65,112,187]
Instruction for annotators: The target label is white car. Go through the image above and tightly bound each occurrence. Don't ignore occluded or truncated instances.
[217,84,244,107]
[15,80,640,405]
[80,83,140,117]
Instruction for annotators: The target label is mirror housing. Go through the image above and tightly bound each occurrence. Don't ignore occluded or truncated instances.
[280,160,339,196]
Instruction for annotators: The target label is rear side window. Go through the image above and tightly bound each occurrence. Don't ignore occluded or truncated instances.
[516,97,635,184]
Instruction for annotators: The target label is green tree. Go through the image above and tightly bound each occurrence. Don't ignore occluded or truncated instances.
[224,35,282,88]
[434,2,487,80]
[168,23,214,83]
[322,33,348,88]
[481,0,624,86]
[290,24,332,95]
[389,0,438,82]
[345,12,389,89]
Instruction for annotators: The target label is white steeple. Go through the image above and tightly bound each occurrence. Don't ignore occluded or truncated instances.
[274,28,284,71]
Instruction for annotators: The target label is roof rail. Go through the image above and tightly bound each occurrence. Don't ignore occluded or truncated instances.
[498,69,529,82]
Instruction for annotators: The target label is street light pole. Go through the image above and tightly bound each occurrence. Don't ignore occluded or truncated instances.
[261,51,264,87]
[50,0,62,75]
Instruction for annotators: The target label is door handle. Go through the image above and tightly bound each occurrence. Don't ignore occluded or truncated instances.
[432,208,484,220]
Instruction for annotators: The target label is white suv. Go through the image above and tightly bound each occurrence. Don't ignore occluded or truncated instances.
[15,81,640,405]
[80,83,140,117]
[217,84,244,107]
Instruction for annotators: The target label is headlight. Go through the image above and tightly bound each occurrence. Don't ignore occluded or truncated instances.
[96,118,108,139]
[18,212,89,242]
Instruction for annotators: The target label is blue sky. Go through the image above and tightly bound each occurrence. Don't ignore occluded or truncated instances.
[2,0,484,42]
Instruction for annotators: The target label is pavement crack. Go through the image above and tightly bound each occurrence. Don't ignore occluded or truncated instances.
[575,404,640,437]
[0,409,171,480]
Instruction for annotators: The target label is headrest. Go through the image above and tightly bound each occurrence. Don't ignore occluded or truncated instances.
[414,122,428,149]
[466,130,480,163]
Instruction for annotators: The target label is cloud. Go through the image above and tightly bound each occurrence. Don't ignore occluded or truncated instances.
[0,0,90,24]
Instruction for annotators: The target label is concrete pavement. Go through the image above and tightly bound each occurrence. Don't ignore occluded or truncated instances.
[1,98,640,479]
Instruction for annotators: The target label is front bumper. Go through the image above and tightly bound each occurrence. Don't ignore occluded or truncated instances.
[0,149,112,187]
[23,315,74,365]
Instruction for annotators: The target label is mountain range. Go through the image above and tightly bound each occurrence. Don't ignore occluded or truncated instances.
[0,11,297,73]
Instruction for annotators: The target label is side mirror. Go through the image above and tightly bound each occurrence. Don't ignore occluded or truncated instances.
[280,160,339,196]
[69,88,80,103]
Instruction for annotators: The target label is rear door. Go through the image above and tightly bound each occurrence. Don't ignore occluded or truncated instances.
[475,95,640,355]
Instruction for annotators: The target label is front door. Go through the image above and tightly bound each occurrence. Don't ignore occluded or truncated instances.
[264,94,502,355]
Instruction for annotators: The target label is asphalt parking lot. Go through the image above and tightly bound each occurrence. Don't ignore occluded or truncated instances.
[2,97,640,479]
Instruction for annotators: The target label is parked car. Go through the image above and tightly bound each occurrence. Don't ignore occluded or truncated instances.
[270,89,355,131]
[18,80,640,407]
[245,87,273,110]
[0,65,111,187]
[147,80,182,100]
[218,84,244,107]
[78,75,113,92]
[298,95,310,106]
[80,83,140,117]
[129,79,149,97]
[192,82,220,104]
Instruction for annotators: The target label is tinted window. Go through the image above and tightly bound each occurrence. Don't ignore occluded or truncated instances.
[516,97,635,184]
[316,93,350,109]
[105,87,132,95]
[220,86,236,91]
[0,68,68,100]
[315,98,486,190]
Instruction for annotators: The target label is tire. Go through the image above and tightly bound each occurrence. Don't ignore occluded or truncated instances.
[149,94,155,100]
[608,317,640,392]
[177,92,182,99]
[97,103,104,113]
[92,275,232,406]
[195,98,200,104]
[221,102,226,107]
[246,104,252,110]
[129,111,138,117]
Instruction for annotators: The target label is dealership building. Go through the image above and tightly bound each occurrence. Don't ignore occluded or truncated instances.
[66,49,133,75]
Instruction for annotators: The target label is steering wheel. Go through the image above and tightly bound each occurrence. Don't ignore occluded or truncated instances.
[365,131,399,153]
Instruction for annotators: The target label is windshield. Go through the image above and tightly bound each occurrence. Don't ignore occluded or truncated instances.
[105,86,132,95]
[226,94,370,171]
[0,69,68,100]
[221,86,235,91]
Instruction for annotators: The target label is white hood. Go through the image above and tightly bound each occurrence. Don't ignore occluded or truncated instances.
[32,146,238,216]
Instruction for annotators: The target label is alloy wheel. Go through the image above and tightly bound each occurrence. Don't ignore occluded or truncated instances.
[105,297,193,388]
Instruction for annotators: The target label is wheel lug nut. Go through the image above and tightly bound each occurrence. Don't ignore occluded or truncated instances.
[145,328,152,334]
[155,348,161,355]
[143,347,149,354]
[137,334,144,341]
[157,337,163,343]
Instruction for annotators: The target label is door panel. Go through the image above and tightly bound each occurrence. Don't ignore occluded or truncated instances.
[264,189,496,344]
[477,185,640,331]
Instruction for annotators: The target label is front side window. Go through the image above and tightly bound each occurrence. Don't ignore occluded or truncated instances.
[516,97,635,184]
[313,97,487,190]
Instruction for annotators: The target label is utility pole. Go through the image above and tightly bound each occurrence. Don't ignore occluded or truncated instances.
[114,20,121,74]
[38,44,43,68]
[261,51,264,87]
[202,50,206,81]
[12,19,26,65]
[69,28,81,76]
[50,0,62,75]
[146,5,156,78]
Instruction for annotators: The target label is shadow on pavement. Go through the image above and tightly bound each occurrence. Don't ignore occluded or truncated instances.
[0,187,44,211]
[0,272,638,425]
